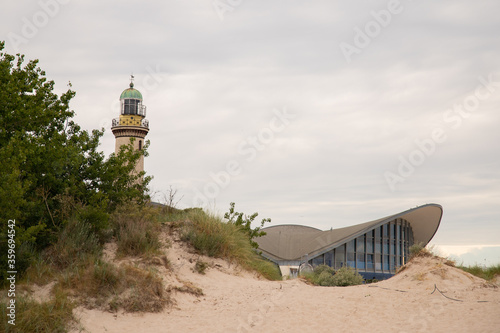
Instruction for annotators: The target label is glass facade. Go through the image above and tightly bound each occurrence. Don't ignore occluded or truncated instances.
[308,218,414,278]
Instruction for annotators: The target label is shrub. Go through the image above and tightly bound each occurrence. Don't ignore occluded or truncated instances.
[303,265,364,287]
[223,202,271,249]
[331,266,364,286]
[181,210,281,280]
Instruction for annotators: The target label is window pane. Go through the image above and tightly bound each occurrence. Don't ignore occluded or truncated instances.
[366,254,374,270]
[356,253,365,269]
[335,246,345,268]
[312,255,324,267]
[366,238,374,253]
[383,224,389,237]
[356,236,364,253]
[375,238,381,253]
[324,250,333,267]
[383,239,389,254]
[375,254,382,271]
[347,253,355,268]
[383,255,389,271]
[390,256,396,271]
[346,240,355,253]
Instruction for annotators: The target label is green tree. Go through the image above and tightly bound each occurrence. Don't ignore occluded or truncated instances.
[0,42,151,282]
[223,202,270,249]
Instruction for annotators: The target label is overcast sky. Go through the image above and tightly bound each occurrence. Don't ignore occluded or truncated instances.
[2,0,499,265]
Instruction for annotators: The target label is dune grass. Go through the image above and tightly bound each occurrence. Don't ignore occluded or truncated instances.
[110,203,163,257]
[2,203,280,332]
[457,264,500,281]
[181,210,282,280]
[0,290,75,333]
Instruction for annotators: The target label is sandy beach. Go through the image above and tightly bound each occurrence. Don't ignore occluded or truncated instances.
[70,236,500,333]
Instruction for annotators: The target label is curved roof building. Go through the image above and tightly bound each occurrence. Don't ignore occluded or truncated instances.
[256,204,443,280]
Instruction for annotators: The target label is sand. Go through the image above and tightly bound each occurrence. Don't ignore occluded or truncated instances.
[70,237,500,333]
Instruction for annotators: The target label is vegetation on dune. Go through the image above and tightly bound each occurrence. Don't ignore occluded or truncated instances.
[0,42,151,285]
[406,242,500,282]
[0,43,282,332]
[457,264,500,281]
[301,265,364,287]
[110,203,163,258]
[181,206,281,280]
[0,290,75,333]
[409,242,435,260]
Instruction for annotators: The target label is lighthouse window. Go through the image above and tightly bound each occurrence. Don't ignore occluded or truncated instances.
[123,99,140,115]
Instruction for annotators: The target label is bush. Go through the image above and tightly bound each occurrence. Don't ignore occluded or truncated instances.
[303,265,364,287]
[181,210,281,280]
[331,266,364,286]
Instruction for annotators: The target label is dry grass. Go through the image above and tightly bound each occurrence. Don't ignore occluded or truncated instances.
[0,290,75,333]
[413,272,427,281]
[170,278,204,297]
[54,258,170,312]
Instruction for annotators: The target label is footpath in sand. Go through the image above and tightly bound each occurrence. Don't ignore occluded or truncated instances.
[72,236,500,333]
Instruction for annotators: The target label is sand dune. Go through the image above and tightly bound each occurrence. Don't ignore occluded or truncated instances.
[71,235,500,333]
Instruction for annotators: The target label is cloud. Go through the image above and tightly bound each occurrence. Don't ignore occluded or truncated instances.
[2,0,499,250]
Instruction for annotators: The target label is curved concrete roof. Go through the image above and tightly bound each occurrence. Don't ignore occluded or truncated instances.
[256,204,443,262]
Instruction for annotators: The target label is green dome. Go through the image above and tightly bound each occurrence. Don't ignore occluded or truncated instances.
[120,82,143,100]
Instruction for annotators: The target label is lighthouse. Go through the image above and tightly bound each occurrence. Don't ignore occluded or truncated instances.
[111,76,149,175]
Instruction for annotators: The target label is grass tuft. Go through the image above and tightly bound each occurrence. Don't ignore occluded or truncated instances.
[457,264,500,281]
[44,218,102,269]
[0,290,75,333]
[110,203,162,257]
[55,259,169,312]
[409,242,434,260]
[181,210,281,280]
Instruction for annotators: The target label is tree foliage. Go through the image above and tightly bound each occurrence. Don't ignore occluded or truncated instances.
[223,202,270,249]
[0,41,151,281]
